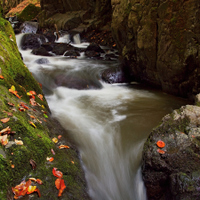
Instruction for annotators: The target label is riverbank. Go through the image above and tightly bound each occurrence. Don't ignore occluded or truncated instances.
[0,16,90,200]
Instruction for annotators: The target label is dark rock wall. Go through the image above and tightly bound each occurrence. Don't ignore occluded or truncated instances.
[111,0,200,97]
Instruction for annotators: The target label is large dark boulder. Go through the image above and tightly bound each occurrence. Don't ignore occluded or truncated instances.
[31,47,53,56]
[142,104,200,200]
[54,74,102,90]
[20,33,46,50]
[51,43,75,55]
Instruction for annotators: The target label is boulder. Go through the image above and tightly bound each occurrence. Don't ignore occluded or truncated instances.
[51,43,75,55]
[31,47,53,56]
[142,104,200,200]
[64,50,80,58]
[20,33,46,50]
[19,21,38,34]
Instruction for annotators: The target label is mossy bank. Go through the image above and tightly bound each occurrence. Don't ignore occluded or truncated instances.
[0,16,90,200]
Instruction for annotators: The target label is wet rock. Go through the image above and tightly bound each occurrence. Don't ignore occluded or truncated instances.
[35,58,50,64]
[85,50,101,58]
[142,105,200,200]
[54,74,102,90]
[64,50,80,58]
[31,47,53,56]
[101,65,131,84]
[51,43,75,55]
[85,43,105,53]
[20,33,46,50]
[19,21,38,34]
[43,30,56,43]
[41,43,53,51]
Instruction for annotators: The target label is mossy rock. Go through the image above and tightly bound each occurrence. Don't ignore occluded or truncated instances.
[17,4,41,22]
[0,17,90,200]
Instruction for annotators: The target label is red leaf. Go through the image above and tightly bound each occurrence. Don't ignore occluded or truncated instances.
[29,91,36,95]
[52,168,63,178]
[157,148,165,154]
[55,178,66,197]
[156,140,165,148]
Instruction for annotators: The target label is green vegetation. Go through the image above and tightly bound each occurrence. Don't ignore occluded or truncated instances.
[0,17,88,199]
[17,3,41,22]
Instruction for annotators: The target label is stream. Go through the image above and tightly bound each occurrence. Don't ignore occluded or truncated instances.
[16,33,188,200]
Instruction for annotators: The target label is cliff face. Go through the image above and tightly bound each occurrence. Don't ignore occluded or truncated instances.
[111,0,200,97]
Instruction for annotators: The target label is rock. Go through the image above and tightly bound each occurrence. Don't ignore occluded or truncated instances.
[43,30,56,43]
[85,43,105,53]
[20,33,46,50]
[85,50,101,58]
[19,21,38,34]
[64,50,80,58]
[142,105,200,200]
[51,43,75,55]
[101,65,131,84]
[35,58,50,64]
[31,47,53,56]
[54,74,102,90]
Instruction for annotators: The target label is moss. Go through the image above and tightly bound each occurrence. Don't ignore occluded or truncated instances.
[0,17,89,200]
[17,4,41,22]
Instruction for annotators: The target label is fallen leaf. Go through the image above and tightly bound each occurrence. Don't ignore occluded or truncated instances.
[156,140,165,148]
[36,179,43,185]
[52,138,58,143]
[1,118,10,123]
[3,110,13,116]
[0,126,11,135]
[19,107,26,112]
[30,98,37,106]
[52,167,63,178]
[0,75,4,79]
[47,157,54,162]
[11,164,15,168]
[71,161,74,164]
[29,91,36,95]
[15,139,23,145]
[59,145,70,149]
[29,121,36,128]
[58,135,62,139]
[0,135,8,146]
[51,149,55,155]
[43,114,48,118]
[55,178,66,197]
[37,94,43,101]
[9,86,21,99]
[30,159,37,170]
[29,178,37,182]
[157,148,165,154]
[7,102,15,107]
[20,102,29,110]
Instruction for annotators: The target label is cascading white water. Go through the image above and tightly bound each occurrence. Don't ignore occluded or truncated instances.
[16,33,187,200]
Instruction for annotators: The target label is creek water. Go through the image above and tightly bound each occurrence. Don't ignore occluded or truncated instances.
[16,33,188,200]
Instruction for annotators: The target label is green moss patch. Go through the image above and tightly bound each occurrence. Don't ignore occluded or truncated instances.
[0,17,89,200]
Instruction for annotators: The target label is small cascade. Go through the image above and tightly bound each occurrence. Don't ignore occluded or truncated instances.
[73,33,81,44]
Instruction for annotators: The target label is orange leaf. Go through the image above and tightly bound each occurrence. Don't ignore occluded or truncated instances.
[38,94,43,101]
[0,75,4,79]
[1,118,10,123]
[52,167,63,178]
[0,134,8,146]
[27,185,37,194]
[47,157,54,162]
[55,178,66,197]
[52,138,58,143]
[0,126,11,135]
[29,91,36,95]
[59,145,70,149]
[156,140,165,148]
[36,179,43,185]
[157,148,165,154]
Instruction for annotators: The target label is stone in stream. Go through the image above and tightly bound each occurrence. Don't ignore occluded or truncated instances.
[31,47,53,56]
[142,104,200,200]
[54,74,102,90]
[20,33,46,50]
